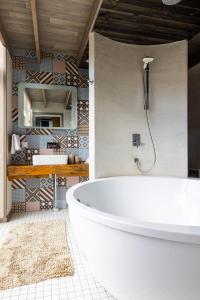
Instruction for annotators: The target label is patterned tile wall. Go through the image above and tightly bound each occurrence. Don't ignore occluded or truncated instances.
[11,48,89,212]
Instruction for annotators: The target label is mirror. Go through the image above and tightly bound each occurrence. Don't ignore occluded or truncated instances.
[18,83,77,129]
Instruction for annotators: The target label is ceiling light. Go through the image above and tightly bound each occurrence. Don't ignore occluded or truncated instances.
[162,0,182,5]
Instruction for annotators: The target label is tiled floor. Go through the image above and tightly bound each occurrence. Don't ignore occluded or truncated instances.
[0,209,116,300]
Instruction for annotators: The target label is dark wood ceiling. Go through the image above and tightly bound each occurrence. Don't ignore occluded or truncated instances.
[81,0,200,68]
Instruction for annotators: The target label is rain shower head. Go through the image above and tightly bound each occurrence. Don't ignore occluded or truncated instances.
[143,57,154,70]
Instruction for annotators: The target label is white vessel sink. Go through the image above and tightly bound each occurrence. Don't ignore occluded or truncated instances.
[32,155,68,166]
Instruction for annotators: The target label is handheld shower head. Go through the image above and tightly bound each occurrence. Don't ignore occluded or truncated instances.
[143,57,154,69]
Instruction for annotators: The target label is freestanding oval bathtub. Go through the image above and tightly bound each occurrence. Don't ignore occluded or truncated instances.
[66,176,200,300]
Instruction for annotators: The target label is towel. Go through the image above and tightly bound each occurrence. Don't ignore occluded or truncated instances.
[11,134,21,154]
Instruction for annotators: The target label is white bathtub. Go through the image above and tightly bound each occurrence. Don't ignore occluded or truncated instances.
[66,176,200,300]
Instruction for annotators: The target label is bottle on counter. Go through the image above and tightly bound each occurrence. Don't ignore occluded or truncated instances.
[68,154,75,164]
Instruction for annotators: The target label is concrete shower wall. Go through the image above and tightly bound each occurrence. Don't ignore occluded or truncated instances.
[188,63,200,169]
[89,33,188,178]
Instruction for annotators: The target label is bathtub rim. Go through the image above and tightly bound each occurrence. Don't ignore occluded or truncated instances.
[66,176,200,245]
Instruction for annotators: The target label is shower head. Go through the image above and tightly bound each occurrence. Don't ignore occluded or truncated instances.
[143,57,154,70]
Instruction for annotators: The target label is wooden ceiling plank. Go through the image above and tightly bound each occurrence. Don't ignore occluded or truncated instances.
[119,0,200,17]
[98,11,200,33]
[30,0,40,64]
[95,28,174,44]
[95,24,184,42]
[99,8,200,34]
[96,18,189,39]
[102,1,200,26]
[76,0,103,66]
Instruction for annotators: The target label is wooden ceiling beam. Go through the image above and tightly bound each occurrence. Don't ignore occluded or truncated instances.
[30,0,40,64]
[42,89,47,107]
[76,0,103,66]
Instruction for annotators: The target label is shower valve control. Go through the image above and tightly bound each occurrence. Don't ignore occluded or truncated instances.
[132,134,141,147]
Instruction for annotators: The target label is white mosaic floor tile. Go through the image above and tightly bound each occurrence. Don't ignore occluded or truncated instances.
[0,209,117,300]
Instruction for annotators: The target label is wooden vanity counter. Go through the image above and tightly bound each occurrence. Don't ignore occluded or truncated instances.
[7,163,89,180]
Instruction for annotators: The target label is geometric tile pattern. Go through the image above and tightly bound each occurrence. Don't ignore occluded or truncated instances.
[65,56,78,75]
[25,49,36,58]
[40,187,54,209]
[79,136,89,148]
[78,100,89,135]
[79,176,89,183]
[25,188,41,202]
[53,135,79,149]
[41,52,54,59]
[53,73,66,85]
[12,83,18,96]
[39,72,53,84]
[11,149,26,165]
[26,70,40,83]
[40,177,54,188]
[12,108,18,122]
[12,179,26,189]
[57,176,67,187]
[79,74,89,88]
[12,202,26,212]
[20,134,26,143]
[54,52,66,61]
[12,56,25,70]
[25,148,40,164]
[11,48,89,211]
[26,128,53,135]
[66,74,80,86]
[65,129,79,136]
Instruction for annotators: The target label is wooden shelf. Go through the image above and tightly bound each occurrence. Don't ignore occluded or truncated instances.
[7,163,89,180]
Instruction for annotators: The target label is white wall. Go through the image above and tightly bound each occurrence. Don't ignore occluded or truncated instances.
[0,43,12,220]
[188,63,200,169]
[89,33,188,178]
[6,50,12,216]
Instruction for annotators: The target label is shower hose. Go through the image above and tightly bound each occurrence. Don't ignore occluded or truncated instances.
[135,70,157,174]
